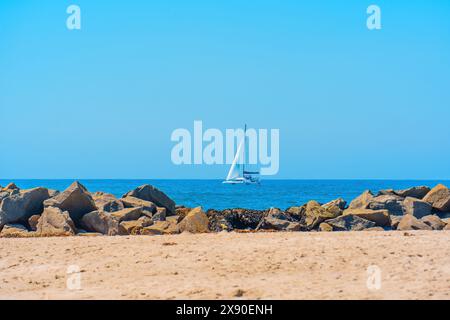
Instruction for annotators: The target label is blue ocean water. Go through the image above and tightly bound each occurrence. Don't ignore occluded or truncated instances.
[1,179,448,210]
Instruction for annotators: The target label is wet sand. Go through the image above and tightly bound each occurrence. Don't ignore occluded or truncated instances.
[0,231,449,299]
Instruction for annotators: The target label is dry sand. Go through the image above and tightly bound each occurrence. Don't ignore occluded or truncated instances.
[0,231,450,300]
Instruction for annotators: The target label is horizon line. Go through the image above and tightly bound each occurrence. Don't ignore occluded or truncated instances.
[1,178,450,181]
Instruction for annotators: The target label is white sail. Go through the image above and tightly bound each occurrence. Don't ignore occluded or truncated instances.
[223,124,260,184]
[225,138,244,181]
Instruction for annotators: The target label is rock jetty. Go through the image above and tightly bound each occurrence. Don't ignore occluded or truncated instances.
[1,181,450,237]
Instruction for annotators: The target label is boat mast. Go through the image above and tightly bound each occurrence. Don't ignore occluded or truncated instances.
[243,124,246,177]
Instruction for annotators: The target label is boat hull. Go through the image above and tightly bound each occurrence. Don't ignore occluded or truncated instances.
[222,178,259,185]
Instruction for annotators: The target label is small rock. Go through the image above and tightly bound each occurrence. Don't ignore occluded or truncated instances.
[285,222,303,231]
[322,198,346,216]
[390,215,402,230]
[304,201,341,230]
[397,214,432,231]
[109,207,143,222]
[28,214,41,231]
[377,189,396,196]
[3,183,19,191]
[285,205,305,221]
[119,216,153,235]
[233,289,245,297]
[0,224,31,238]
[176,207,209,233]
[348,190,374,209]
[175,206,191,222]
[319,222,333,232]
[365,227,385,231]
[92,191,116,201]
[140,227,164,235]
[141,219,178,235]
[36,206,76,236]
[256,208,300,231]
[152,207,167,222]
[420,215,446,230]
[77,232,103,237]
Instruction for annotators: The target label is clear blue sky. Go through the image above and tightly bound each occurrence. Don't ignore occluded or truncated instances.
[1,1,450,179]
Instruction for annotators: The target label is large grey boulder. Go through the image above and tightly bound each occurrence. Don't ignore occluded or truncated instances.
[326,215,376,231]
[80,207,143,235]
[395,186,430,199]
[122,184,175,215]
[0,187,51,228]
[256,208,303,231]
[366,195,404,216]
[44,181,96,223]
[422,184,450,212]
[36,207,76,236]
[402,197,432,219]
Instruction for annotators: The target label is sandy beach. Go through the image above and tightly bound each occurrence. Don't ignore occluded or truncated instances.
[1,231,449,300]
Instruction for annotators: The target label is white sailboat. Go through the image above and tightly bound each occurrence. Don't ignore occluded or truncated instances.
[223,125,260,184]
